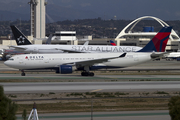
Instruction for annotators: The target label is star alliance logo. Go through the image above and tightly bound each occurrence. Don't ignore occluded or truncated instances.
[17,36,25,44]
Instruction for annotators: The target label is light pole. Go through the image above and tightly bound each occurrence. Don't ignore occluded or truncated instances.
[91,98,93,120]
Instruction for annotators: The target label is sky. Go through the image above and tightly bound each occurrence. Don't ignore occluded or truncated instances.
[48,0,180,20]
[1,0,180,21]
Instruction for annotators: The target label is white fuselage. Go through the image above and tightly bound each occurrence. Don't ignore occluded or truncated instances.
[10,45,142,53]
[4,52,152,70]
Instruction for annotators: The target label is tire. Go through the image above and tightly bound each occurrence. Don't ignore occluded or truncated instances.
[84,72,89,76]
[21,73,25,76]
[89,72,94,76]
[81,72,84,76]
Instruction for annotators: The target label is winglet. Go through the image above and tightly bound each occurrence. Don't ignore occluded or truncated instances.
[119,53,126,57]
[10,25,32,45]
[138,27,172,52]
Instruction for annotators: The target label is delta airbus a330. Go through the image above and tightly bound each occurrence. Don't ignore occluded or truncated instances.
[10,25,142,53]
[4,27,172,76]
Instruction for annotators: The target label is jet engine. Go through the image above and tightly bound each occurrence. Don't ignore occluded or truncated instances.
[56,65,76,74]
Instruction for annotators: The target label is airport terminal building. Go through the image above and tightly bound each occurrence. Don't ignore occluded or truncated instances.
[0,16,180,52]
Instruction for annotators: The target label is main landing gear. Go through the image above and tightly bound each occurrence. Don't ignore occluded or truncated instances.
[81,66,94,76]
[81,72,94,76]
[21,70,26,76]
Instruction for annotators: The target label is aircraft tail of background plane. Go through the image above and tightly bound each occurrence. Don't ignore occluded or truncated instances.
[45,34,52,44]
[110,40,116,46]
[138,27,172,52]
[10,25,32,45]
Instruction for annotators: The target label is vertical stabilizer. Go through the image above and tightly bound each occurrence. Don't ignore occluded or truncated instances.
[110,40,116,46]
[138,27,172,52]
[10,25,32,45]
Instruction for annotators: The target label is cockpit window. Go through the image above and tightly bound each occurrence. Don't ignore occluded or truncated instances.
[8,58,14,61]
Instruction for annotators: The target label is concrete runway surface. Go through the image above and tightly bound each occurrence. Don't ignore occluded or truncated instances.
[1,81,180,93]
[1,59,180,93]
[0,60,178,120]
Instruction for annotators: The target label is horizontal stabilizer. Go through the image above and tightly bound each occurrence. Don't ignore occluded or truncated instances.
[151,52,169,59]
[9,46,27,50]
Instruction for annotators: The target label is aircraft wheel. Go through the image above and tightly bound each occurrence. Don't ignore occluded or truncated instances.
[89,72,94,76]
[81,72,94,76]
[21,72,25,76]
[81,72,87,76]
[81,72,85,76]
[84,72,89,76]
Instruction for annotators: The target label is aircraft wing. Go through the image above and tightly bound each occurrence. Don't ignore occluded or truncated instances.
[63,53,126,67]
[9,46,27,50]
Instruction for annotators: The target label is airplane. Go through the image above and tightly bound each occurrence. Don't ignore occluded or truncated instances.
[10,25,142,53]
[4,27,172,76]
[0,33,53,60]
[0,36,52,61]
[0,45,24,60]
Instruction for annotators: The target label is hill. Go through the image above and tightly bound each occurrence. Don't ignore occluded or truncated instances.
[0,19,180,38]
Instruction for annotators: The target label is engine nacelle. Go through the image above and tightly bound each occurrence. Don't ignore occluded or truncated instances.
[56,65,76,74]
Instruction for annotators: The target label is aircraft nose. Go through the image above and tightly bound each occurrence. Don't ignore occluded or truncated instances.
[4,60,9,66]
[4,60,12,67]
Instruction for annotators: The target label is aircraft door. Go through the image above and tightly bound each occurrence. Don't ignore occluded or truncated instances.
[19,57,24,64]
[18,56,27,65]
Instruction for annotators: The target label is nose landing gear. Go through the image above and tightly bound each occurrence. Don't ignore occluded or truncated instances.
[21,70,26,76]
